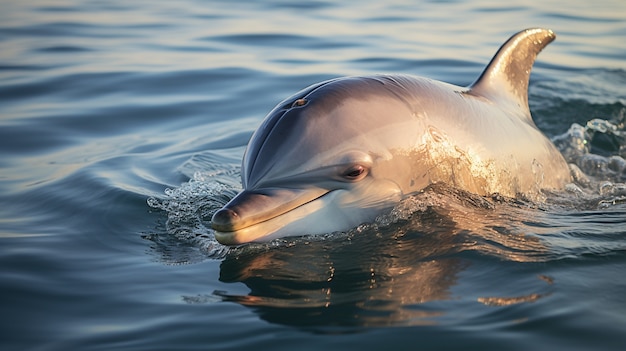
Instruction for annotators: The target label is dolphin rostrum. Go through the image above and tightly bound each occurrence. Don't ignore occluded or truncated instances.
[211,28,572,245]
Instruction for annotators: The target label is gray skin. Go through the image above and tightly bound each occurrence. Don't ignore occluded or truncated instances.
[211,28,571,245]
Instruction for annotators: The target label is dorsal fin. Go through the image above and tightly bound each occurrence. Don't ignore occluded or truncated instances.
[468,28,555,117]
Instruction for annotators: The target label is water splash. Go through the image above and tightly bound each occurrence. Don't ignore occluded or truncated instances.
[551,112,626,208]
[146,171,239,261]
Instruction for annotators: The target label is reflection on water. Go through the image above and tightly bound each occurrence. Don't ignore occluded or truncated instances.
[216,219,463,327]
[188,185,557,328]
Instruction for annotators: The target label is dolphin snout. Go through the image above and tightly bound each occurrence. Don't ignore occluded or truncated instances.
[211,208,240,232]
[211,187,329,236]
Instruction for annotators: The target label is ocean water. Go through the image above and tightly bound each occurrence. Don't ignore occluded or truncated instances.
[1,0,625,350]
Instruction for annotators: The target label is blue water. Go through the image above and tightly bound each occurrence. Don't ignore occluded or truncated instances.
[1,0,625,350]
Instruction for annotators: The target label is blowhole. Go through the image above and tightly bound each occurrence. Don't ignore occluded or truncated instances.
[292,98,308,107]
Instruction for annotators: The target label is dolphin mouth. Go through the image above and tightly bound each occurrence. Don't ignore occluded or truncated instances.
[211,187,331,245]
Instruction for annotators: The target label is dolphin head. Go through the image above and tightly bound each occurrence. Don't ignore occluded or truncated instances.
[212,77,424,245]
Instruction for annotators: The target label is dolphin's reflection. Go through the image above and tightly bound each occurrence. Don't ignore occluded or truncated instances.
[210,186,551,328]
[215,198,474,328]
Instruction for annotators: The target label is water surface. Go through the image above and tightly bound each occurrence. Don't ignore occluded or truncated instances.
[1,0,625,350]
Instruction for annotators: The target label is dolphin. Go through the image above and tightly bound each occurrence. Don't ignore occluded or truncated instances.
[211,28,572,245]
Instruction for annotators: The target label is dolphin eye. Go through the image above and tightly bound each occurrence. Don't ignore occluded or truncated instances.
[342,165,367,181]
